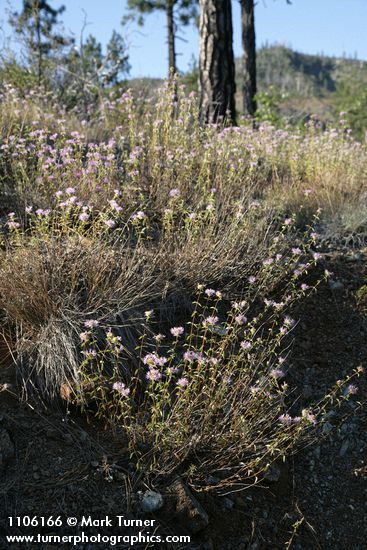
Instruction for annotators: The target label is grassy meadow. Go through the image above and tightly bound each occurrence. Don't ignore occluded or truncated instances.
[0,79,364,492]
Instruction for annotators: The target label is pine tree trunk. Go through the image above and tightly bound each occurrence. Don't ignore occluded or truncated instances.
[199,0,236,124]
[167,0,177,76]
[241,0,257,117]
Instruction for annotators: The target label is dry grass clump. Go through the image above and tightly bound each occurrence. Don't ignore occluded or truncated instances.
[0,232,161,402]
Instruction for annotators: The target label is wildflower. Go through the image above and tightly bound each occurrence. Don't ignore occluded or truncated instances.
[292,247,302,255]
[169,188,180,198]
[188,212,197,220]
[35,208,50,216]
[248,276,256,284]
[284,218,293,226]
[324,269,332,278]
[177,377,189,388]
[183,350,205,363]
[82,349,97,358]
[65,187,76,194]
[302,409,317,425]
[205,288,216,297]
[278,414,293,426]
[301,283,309,291]
[263,258,274,266]
[304,189,313,196]
[235,314,247,325]
[154,333,166,343]
[109,199,122,212]
[79,212,89,222]
[284,316,295,327]
[345,384,358,396]
[25,205,33,213]
[104,219,116,229]
[270,368,285,379]
[79,332,89,342]
[55,190,63,198]
[170,326,184,337]
[112,381,130,397]
[7,220,20,229]
[312,252,322,261]
[131,210,146,221]
[144,310,154,320]
[84,319,99,329]
[143,353,167,367]
[166,366,179,375]
[216,291,222,299]
[240,340,252,350]
[146,368,162,382]
[206,204,214,212]
[203,316,219,326]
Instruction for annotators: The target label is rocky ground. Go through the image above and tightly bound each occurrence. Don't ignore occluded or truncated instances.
[1,246,366,550]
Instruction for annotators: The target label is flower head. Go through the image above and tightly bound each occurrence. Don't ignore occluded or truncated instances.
[270,368,285,379]
[203,316,219,326]
[84,319,99,329]
[104,219,116,229]
[146,368,162,382]
[235,314,247,325]
[240,340,252,350]
[170,326,184,337]
[112,381,130,397]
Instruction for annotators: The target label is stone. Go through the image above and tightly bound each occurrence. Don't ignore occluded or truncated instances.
[339,440,350,457]
[168,478,209,534]
[322,422,333,435]
[141,490,164,513]
[0,428,14,469]
[329,279,344,292]
[222,497,234,510]
[264,463,281,483]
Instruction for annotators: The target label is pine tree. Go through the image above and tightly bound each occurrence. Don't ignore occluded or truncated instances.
[9,0,72,85]
[198,0,236,123]
[126,0,198,75]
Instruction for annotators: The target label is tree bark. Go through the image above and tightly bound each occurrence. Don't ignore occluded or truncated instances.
[167,0,177,76]
[241,0,257,117]
[199,0,236,124]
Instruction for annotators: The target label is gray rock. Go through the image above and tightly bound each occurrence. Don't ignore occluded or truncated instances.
[339,440,350,457]
[141,490,164,513]
[168,478,209,534]
[264,463,281,482]
[322,422,333,435]
[222,497,234,510]
[0,428,14,469]
[329,279,344,291]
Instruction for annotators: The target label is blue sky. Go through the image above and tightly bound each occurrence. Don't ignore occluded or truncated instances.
[1,0,367,78]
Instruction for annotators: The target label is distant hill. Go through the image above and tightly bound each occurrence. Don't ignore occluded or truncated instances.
[127,45,367,124]
[254,45,367,97]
